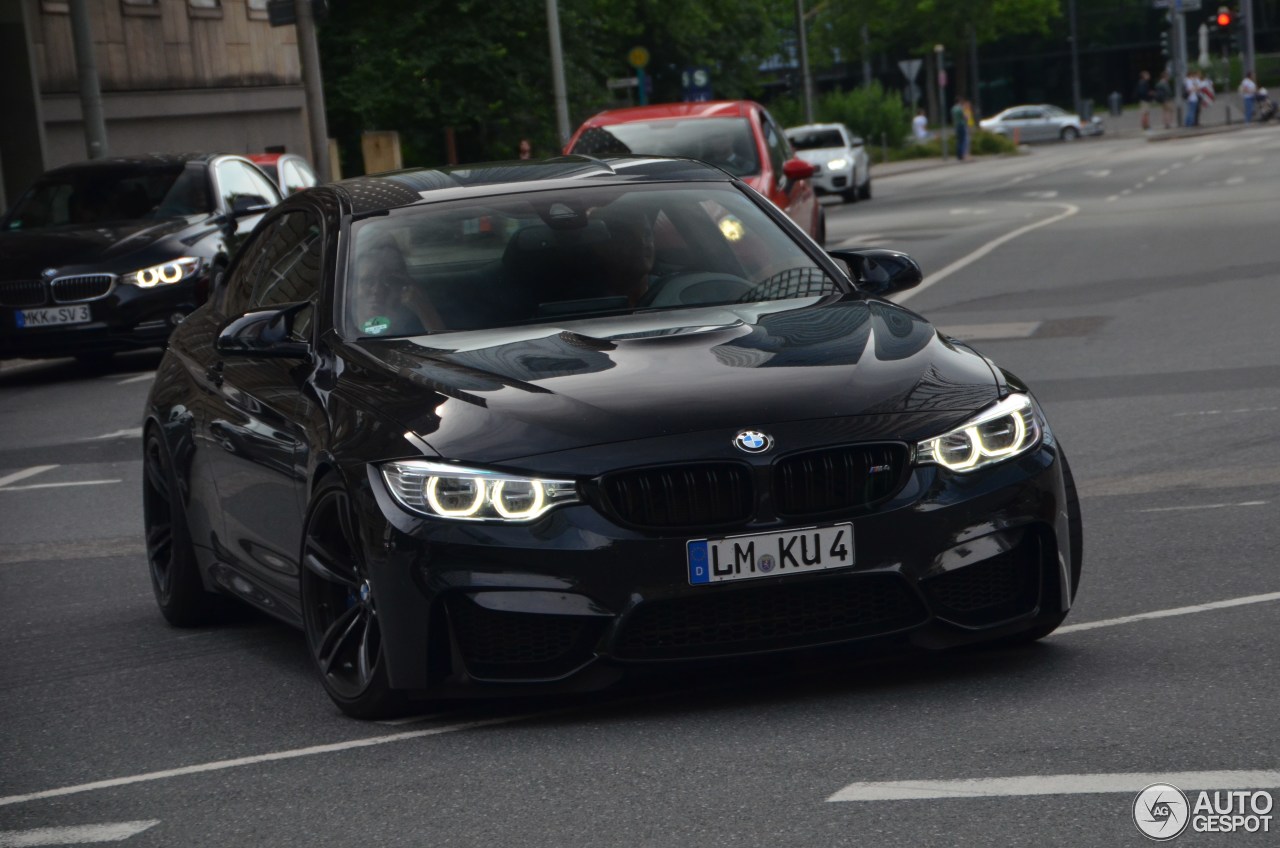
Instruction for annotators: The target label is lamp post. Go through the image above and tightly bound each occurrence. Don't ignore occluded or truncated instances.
[546,0,571,148]
[934,44,947,159]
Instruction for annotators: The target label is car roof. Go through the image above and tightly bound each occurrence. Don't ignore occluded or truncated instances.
[43,153,223,175]
[579,100,758,129]
[785,123,846,133]
[328,155,734,216]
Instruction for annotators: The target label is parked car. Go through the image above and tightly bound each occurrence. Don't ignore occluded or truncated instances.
[566,100,824,244]
[247,152,318,196]
[978,104,1105,142]
[143,156,1082,718]
[785,122,871,203]
[0,153,281,363]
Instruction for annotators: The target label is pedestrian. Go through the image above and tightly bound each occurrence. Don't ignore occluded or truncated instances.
[517,139,533,160]
[1197,72,1215,125]
[1155,70,1174,129]
[1184,69,1201,127]
[1240,70,1258,123]
[912,108,929,143]
[1133,70,1153,131]
[951,97,970,160]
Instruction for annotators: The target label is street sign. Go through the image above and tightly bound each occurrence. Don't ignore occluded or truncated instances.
[682,66,713,102]
[1153,0,1201,9]
[607,77,639,89]
[628,47,650,69]
[898,59,923,82]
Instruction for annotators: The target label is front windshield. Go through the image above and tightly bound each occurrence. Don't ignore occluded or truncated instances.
[569,118,761,177]
[3,163,212,231]
[345,183,841,339]
[787,130,845,150]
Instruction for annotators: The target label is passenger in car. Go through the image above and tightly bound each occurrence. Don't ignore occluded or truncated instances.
[352,237,444,336]
[595,209,656,307]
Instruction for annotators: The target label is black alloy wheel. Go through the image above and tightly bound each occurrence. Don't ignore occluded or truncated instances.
[300,479,407,719]
[143,429,223,626]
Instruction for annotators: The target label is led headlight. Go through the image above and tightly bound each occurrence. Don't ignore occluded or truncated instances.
[915,393,1042,473]
[381,460,578,522]
[827,158,850,171]
[125,257,203,288]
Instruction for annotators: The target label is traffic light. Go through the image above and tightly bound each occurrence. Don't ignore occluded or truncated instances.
[1216,6,1232,27]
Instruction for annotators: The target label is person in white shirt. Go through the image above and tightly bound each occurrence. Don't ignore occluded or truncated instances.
[1184,69,1201,126]
[912,109,929,142]
[1240,71,1259,123]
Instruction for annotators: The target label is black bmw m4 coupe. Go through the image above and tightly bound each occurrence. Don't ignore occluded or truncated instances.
[143,156,1082,718]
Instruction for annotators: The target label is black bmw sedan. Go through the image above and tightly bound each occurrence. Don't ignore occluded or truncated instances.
[0,153,280,363]
[143,156,1082,718]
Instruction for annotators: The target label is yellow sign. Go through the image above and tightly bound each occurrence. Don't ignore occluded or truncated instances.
[628,46,650,69]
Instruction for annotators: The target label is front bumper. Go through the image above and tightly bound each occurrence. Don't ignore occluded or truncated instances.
[354,439,1076,698]
[808,165,856,195]
[0,278,201,359]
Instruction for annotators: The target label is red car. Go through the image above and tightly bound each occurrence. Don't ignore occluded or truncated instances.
[566,101,824,244]
[247,153,318,196]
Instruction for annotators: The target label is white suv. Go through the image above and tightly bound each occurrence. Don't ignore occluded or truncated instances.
[784,123,871,203]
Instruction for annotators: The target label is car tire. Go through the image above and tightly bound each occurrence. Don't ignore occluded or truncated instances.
[1060,127,1080,141]
[841,188,859,204]
[143,428,226,626]
[858,176,872,201]
[996,450,1083,645]
[300,477,409,719]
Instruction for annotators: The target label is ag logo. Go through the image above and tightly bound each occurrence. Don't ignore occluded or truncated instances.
[1133,783,1189,841]
[733,429,773,454]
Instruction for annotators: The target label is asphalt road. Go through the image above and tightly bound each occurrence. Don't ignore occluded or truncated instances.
[3,129,1279,847]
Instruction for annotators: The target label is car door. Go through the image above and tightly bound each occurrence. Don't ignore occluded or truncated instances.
[1023,108,1052,141]
[203,202,330,617]
[212,157,281,255]
[757,108,818,238]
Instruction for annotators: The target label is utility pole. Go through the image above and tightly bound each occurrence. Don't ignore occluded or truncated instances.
[1242,0,1256,74]
[968,24,980,117]
[861,24,872,88]
[68,0,107,159]
[795,0,814,123]
[545,0,570,148]
[295,0,330,180]
[1068,0,1082,117]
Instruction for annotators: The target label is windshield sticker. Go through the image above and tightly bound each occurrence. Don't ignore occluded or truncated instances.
[362,316,392,335]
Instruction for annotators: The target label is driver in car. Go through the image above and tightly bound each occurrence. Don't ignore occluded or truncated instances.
[352,237,444,335]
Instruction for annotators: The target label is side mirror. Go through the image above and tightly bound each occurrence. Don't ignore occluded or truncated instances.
[782,158,816,181]
[216,302,310,358]
[230,195,274,218]
[827,248,924,297]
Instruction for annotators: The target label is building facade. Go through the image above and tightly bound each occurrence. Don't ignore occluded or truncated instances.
[1,0,309,208]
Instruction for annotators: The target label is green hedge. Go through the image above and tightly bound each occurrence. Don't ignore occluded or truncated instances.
[770,83,911,148]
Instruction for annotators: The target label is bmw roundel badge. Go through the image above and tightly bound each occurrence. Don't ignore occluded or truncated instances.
[733,429,773,454]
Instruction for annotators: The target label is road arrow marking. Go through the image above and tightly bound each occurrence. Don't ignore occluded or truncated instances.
[0,820,159,846]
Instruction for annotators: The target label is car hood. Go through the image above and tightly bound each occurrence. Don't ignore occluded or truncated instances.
[0,218,203,279]
[794,148,849,164]
[341,297,1000,464]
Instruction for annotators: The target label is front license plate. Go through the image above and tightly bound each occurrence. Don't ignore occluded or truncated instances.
[687,524,853,585]
[16,304,91,328]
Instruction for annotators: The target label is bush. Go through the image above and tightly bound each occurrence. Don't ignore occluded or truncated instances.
[768,83,911,148]
[968,131,1018,156]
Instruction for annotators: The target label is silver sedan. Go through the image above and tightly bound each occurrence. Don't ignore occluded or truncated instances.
[979,104,1104,142]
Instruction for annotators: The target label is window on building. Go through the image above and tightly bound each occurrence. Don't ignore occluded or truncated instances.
[121,0,161,16]
[246,0,269,20]
[188,0,222,17]
[40,1,70,13]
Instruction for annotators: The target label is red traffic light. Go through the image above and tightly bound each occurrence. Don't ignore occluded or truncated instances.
[1216,10,1232,26]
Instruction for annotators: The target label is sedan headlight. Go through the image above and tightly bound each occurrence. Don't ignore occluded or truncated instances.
[827,158,850,171]
[381,460,579,522]
[915,394,1042,473]
[124,257,203,288]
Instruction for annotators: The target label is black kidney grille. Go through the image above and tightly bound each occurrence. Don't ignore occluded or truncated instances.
[51,275,114,303]
[0,280,46,308]
[600,463,753,528]
[774,443,907,516]
[614,575,926,660]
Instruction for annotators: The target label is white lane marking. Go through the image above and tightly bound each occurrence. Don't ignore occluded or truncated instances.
[846,233,885,244]
[1171,162,1184,169]
[948,208,993,215]
[1121,189,1132,195]
[1174,406,1278,417]
[1105,195,1119,202]
[116,373,154,386]
[88,428,143,440]
[1136,501,1267,513]
[0,820,159,846]
[1078,464,1280,497]
[1054,591,1280,636]
[0,480,121,492]
[1083,169,1110,178]
[938,321,1041,341]
[376,713,448,727]
[893,203,1078,304]
[1145,175,1157,183]
[1224,176,1246,185]
[1022,190,1058,199]
[0,466,58,489]
[0,714,534,807]
[828,770,1280,803]
[1159,168,1170,175]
